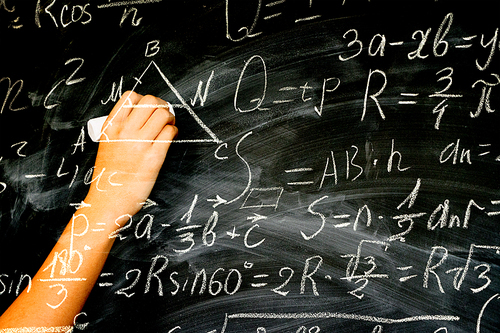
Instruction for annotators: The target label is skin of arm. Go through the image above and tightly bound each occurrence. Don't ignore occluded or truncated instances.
[0,91,178,329]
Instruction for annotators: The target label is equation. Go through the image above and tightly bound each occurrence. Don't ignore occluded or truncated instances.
[0,2,499,332]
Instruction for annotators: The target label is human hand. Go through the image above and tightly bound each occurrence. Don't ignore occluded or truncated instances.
[84,91,177,222]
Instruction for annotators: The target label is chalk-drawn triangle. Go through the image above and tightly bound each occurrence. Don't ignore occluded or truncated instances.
[105,61,221,144]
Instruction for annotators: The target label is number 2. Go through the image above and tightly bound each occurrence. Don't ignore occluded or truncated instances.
[272,267,294,296]
[116,269,141,298]
[65,58,86,85]
[348,278,368,299]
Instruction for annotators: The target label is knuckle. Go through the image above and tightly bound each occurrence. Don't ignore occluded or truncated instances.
[167,124,179,136]
[141,94,159,105]
[121,90,137,99]
[155,107,174,123]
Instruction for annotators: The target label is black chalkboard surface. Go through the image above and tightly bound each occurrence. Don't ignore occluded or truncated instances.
[1,1,499,332]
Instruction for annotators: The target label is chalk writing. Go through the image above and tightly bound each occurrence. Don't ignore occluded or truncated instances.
[0,1,498,332]
[0,77,29,114]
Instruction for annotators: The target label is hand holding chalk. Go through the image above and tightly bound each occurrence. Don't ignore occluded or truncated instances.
[85,91,178,219]
[87,101,175,142]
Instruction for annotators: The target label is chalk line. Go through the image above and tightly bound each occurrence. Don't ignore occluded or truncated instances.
[227,312,460,324]
[97,0,162,9]
[0,326,73,333]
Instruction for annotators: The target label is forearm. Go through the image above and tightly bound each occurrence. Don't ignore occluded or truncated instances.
[0,203,121,328]
[0,92,177,330]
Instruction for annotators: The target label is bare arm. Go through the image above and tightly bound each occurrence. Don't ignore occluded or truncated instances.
[0,91,177,330]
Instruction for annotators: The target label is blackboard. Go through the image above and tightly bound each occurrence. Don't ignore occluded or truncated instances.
[1,0,499,332]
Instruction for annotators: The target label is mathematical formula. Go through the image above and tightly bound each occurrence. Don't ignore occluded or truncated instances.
[0,1,498,332]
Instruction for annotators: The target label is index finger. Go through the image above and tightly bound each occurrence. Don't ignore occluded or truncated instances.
[106,91,143,127]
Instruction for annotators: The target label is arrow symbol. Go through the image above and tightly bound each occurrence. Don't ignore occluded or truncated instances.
[207,195,228,208]
[247,213,267,223]
[141,198,157,209]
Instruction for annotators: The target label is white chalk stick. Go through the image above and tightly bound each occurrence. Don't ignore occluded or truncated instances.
[167,102,175,117]
[87,116,108,142]
[87,102,175,142]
